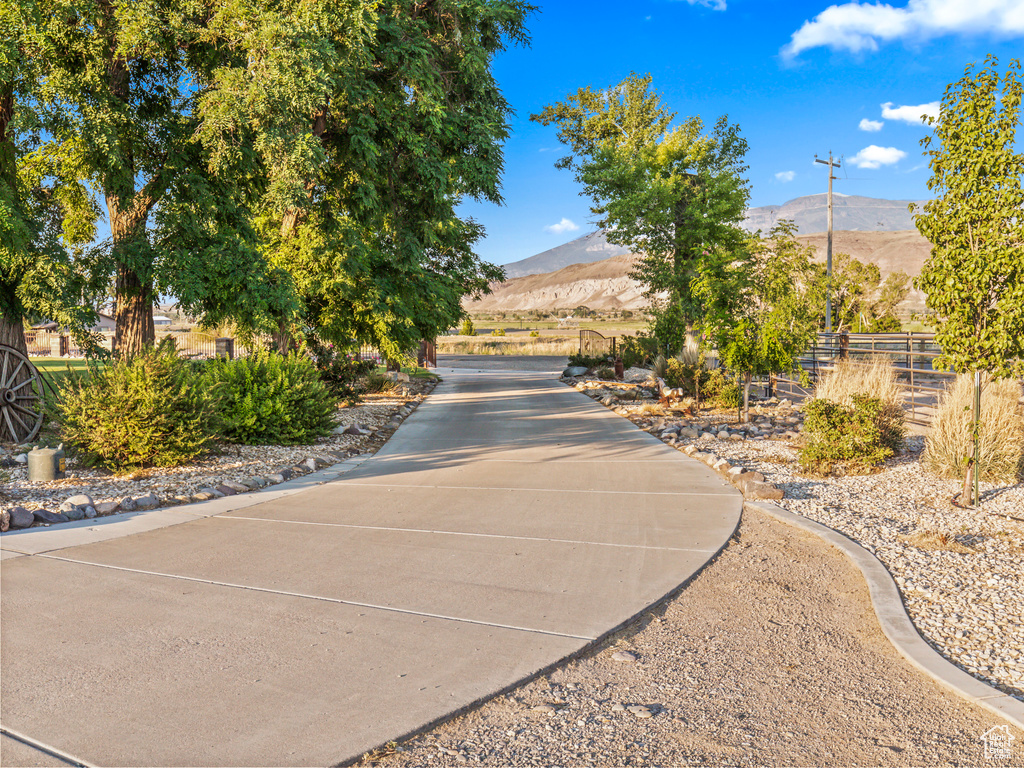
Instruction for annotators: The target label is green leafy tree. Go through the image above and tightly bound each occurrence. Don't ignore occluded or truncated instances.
[20,0,300,357]
[827,253,909,333]
[532,74,750,353]
[1,0,102,356]
[912,55,1024,504]
[699,221,819,422]
[199,0,528,360]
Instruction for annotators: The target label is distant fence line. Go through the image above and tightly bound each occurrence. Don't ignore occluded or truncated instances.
[775,331,1024,428]
[22,330,411,368]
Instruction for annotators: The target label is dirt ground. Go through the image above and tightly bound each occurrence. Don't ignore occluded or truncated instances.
[356,506,1022,768]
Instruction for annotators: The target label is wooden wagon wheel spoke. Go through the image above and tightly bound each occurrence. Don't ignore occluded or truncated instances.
[0,344,45,444]
[1,358,26,389]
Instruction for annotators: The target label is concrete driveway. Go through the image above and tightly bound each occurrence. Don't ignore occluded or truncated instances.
[1,367,741,767]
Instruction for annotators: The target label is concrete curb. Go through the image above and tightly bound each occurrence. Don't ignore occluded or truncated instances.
[745,499,1024,731]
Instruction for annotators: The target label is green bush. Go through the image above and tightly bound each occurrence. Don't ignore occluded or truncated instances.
[529,330,540,337]
[567,352,609,369]
[460,318,476,336]
[705,368,742,409]
[618,334,659,369]
[595,366,617,380]
[362,371,398,394]
[203,351,336,445]
[58,341,216,470]
[491,328,506,337]
[663,359,712,396]
[308,339,376,403]
[799,395,905,475]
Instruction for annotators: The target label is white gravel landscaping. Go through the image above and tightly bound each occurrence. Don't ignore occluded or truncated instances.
[0,384,435,526]
[582,375,1024,706]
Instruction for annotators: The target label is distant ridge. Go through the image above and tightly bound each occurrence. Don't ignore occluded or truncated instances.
[499,195,929,279]
[501,229,631,278]
[471,229,932,314]
[742,193,927,234]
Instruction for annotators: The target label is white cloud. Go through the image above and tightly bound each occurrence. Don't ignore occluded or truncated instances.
[850,145,907,169]
[881,101,940,124]
[675,0,726,10]
[782,0,1024,59]
[775,171,796,182]
[859,118,884,132]
[545,218,580,235]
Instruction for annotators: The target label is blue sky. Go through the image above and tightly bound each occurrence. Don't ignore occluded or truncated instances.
[463,0,1024,266]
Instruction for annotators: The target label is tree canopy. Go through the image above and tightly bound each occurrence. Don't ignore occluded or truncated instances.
[532,73,750,353]
[914,55,1024,378]
[699,220,820,420]
[3,0,531,359]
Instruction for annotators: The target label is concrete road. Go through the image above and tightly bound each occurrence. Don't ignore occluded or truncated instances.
[0,368,741,767]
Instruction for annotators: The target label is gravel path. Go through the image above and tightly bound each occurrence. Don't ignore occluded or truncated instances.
[694,433,1024,702]
[357,506,1015,767]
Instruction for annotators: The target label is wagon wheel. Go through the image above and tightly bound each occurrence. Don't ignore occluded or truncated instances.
[0,344,45,444]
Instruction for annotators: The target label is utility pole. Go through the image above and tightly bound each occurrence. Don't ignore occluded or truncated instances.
[815,152,841,332]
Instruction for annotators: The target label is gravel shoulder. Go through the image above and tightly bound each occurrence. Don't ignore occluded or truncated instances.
[358,506,1017,768]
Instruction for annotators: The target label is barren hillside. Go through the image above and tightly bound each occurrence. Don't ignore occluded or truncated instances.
[468,230,932,314]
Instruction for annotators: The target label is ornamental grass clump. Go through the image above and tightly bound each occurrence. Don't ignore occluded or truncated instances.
[815,357,903,411]
[58,341,216,470]
[202,350,335,445]
[924,374,1024,483]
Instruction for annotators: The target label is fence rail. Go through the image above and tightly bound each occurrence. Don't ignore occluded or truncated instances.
[775,332,981,427]
[21,331,431,369]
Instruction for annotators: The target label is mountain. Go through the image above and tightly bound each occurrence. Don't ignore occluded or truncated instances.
[497,195,929,280]
[469,253,644,313]
[469,229,932,314]
[500,229,631,278]
[743,193,927,234]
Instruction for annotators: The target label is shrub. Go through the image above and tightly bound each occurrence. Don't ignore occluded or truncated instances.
[203,351,335,445]
[651,354,669,381]
[595,366,616,380]
[362,371,398,394]
[529,330,539,337]
[618,333,659,369]
[308,339,376,403]
[58,341,215,470]
[460,318,476,336]
[567,352,609,369]
[924,374,1023,483]
[491,328,506,337]
[705,368,742,409]
[799,394,906,475]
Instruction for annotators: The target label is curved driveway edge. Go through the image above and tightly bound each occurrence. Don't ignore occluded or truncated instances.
[1,368,741,768]
[746,500,1024,730]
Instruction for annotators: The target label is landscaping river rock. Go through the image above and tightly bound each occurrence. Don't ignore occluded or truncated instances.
[0,383,435,532]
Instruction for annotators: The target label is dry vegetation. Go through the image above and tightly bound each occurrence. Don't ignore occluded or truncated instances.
[923,374,1024,483]
[436,335,579,356]
[814,357,904,408]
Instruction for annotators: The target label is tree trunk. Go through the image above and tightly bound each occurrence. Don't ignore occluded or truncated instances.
[0,310,28,357]
[112,263,154,358]
[742,371,752,423]
[272,318,291,355]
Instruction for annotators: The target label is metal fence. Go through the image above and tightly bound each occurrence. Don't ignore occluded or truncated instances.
[775,332,972,427]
